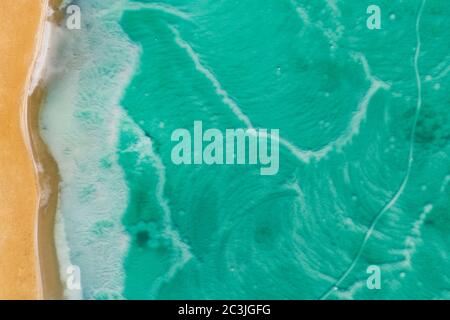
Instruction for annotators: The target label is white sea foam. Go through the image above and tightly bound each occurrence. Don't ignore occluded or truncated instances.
[170,25,314,163]
[402,204,433,268]
[54,204,83,300]
[320,0,427,299]
[121,114,193,297]
[41,0,141,299]
[170,26,389,165]
[170,25,253,128]
[125,2,192,21]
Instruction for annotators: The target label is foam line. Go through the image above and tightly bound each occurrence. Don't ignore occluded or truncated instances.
[42,0,143,299]
[123,115,193,297]
[170,25,391,165]
[402,204,433,268]
[319,0,427,300]
[126,2,191,21]
[170,26,253,128]
[171,25,321,163]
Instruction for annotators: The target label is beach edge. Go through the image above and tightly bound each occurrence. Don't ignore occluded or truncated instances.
[23,0,64,300]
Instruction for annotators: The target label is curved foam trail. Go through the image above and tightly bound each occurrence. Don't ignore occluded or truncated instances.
[123,115,193,296]
[169,26,254,128]
[402,204,433,268]
[170,26,314,163]
[125,2,192,21]
[305,80,389,161]
[320,0,427,300]
[170,26,389,165]
[279,53,389,162]
[313,53,390,153]
[277,63,388,162]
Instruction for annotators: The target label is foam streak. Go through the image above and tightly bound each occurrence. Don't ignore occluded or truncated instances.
[320,0,427,299]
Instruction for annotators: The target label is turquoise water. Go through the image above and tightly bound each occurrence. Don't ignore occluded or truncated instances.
[41,0,450,299]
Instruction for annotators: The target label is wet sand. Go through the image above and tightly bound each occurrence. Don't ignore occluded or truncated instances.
[28,83,64,300]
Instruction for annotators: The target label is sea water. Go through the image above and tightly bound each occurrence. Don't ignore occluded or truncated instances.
[40,0,450,299]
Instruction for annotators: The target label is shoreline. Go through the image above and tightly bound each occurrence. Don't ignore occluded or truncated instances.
[24,0,64,299]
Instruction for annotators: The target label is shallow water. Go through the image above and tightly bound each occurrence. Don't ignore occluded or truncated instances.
[41,0,450,299]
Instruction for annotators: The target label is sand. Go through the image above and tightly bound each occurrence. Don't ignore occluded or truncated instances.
[0,0,62,299]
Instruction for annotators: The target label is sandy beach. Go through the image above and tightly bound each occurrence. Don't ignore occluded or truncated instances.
[0,0,62,299]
